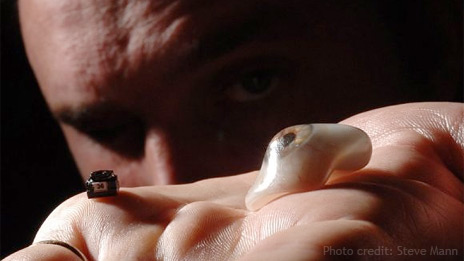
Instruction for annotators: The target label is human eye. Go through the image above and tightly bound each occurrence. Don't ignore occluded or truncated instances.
[60,110,146,158]
[225,68,281,102]
[216,56,294,103]
[82,121,133,143]
[86,120,145,158]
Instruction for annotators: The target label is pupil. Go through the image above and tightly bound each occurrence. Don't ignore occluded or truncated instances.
[281,132,296,147]
[241,71,273,94]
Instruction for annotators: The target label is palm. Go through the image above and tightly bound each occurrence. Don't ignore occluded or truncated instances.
[16,103,464,260]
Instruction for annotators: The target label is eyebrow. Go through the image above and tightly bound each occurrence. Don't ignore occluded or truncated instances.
[181,3,308,69]
[53,103,135,129]
[53,4,308,127]
[193,18,264,63]
[54,102,146,158]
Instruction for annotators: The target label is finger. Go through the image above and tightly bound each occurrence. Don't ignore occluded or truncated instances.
[133,171,257,209]
[238,220,395,261]
[339,102,463,201]
[31,172,257,259]
[241,179,463,260]
[4,243,83,261]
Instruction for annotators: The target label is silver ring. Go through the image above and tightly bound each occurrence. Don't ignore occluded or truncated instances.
[35,240,88,261]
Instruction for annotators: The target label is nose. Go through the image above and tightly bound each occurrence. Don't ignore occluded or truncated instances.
[141,129,176,185]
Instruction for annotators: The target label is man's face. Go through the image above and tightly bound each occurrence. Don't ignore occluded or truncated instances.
[20,0,405,186]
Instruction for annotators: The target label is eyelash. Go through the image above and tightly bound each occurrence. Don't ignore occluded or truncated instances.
[225,69,281,102]
[78,120,146,158]
[85,125,127,143]
[213,56,294,103]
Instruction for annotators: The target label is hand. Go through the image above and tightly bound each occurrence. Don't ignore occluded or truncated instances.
[6,102,463,260]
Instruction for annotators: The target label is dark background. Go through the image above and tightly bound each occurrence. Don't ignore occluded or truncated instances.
[1,1,82,257]
[1,0,462,258]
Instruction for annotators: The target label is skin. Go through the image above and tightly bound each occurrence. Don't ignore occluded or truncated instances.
[11,0,462,259]
[246,124,373,211]
[6,103,463,260]
[19,0,432,186]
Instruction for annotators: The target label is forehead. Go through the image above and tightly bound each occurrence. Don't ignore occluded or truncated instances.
[20,0,186,107]
[19,0,380,112]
